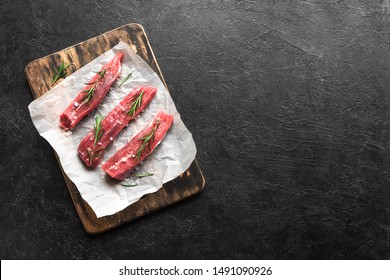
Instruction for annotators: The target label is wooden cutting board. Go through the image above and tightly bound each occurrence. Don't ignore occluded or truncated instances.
[24,23,205,234]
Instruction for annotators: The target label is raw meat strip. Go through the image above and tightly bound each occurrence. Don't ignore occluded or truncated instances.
[102,110,174,180]
[60,52,124,130]
[78,86,157,168]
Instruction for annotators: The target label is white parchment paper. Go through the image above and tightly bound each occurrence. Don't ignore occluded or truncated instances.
[28,41,196,218]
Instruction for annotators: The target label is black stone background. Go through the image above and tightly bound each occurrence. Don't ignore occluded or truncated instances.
[1,0,390,259]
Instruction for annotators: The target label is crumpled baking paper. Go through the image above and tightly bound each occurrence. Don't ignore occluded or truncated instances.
[28,41,196,218]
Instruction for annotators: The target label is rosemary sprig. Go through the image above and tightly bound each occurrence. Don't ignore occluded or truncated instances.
[126,90,144,116]
[121,182,138,187]
[121,173,154,187]
[87,115,104,163]
[81,67,109,104]
[93,115,104,146]
[87,148,104,163]
[119,72,132,87]
[135,119,160,160]
[135,172,154,178]
[94,68,108,78]
[82,84,96,104]
[51,61,71,85]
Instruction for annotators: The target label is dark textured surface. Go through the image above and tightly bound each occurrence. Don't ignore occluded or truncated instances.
[1,0,390,259]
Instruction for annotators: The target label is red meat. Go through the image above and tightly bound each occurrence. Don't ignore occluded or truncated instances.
[60,52,124,130]
[78,86,157,168]
[102,110,174,180]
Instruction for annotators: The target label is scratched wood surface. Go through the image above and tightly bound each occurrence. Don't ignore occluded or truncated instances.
[24,23,205,234]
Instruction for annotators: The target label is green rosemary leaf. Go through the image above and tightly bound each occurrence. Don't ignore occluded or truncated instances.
[94,68,107,78]
[81,67,109,104]
[135,119,160,160]
[87,149,93,164]
[82,85,96,104]
[51,61,71,85]
[93,115,104,146]
[135,172,154,178]
[121,182,138,187]
[87,147,104,164]
[119,72,133,87]
[126,90,144,116]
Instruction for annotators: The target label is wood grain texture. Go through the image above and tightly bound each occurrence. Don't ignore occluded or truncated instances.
[24,23,205,234]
